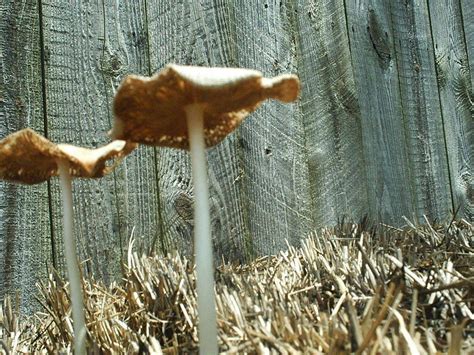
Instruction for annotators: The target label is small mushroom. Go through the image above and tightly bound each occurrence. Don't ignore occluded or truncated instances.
[0,128,136,354]
[111,64,300,354]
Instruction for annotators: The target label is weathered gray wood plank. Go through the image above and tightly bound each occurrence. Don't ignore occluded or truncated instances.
[146,0,251,261]
[346,0,417,224]
[428,0,473,220]
[99,1,164,258]
[40,0,155,282]
[293,0,369,227]
[230,0,314,255]
[460,0,473,86]
[0,0,52,313]
[389,1,452,221]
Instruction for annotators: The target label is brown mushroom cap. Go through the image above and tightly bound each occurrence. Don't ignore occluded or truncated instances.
[0,128,137,184]
[110,64,300,149]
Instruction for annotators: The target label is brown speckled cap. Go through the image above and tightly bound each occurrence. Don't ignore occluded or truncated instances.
[0,128,137,184]
[110,64,300,149]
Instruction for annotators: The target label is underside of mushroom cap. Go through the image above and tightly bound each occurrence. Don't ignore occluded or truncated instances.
[0,128,136,184]
[57,140,137,178]
[111,64,300,149]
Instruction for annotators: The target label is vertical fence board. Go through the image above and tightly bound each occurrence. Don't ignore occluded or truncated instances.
[0,0,52,313]
[346,0,417,223]
[294,0,369,226]
[146,0,251,261]
[428,1,473,220]
[230,0,314,255]
[460,0,473,86]
[390,1,452,221]
[98,2,162,259]
[40,0,153,283]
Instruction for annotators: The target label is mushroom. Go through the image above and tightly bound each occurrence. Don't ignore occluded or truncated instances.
[0,128,136,354]
[110,64,300,354]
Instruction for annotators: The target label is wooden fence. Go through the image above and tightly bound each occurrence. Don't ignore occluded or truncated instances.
[1,0,472,313]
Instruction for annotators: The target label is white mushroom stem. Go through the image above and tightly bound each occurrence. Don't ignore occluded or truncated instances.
[185,103,218,354]
[57,160,87,355]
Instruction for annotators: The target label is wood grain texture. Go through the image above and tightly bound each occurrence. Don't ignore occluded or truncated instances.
[0,0,52,313]
[40,0,156,283]
[428,0,473,220]
[97,1,164,259]
[146,0,251,261]
[390,1,452,221]
[346,0,418,223]
[230,0,314,256]
[460,0,473,86]
[294,0,369,226]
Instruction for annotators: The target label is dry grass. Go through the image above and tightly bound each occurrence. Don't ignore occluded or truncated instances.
[1,218,473,354]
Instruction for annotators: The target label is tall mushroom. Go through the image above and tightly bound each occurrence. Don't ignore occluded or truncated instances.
[110,64,300,354]
[0,128,136,354]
